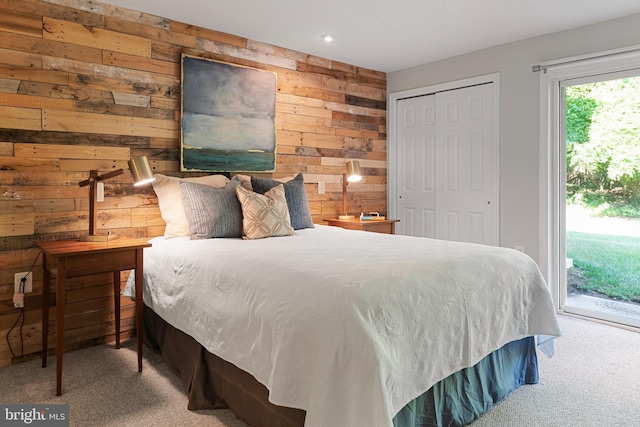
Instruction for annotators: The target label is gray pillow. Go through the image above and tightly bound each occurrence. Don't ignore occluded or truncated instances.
[250,173,314,230]
[179,179,243,239]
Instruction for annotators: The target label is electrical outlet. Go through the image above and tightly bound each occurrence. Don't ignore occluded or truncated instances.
[318,181,325,194]
[14,272,33,294]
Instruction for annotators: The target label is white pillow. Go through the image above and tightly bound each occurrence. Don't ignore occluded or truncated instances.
[152,173,230,239]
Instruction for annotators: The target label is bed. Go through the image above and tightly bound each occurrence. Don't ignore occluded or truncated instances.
[126,227,560,427]
[124,173,561,427]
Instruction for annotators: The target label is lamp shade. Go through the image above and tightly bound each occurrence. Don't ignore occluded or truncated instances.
[128,156,155,186]
[345,160,362,182]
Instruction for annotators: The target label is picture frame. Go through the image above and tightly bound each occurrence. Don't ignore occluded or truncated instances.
[180,54,277,172]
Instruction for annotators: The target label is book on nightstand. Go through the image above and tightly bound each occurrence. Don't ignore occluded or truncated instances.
[360,213,386,221]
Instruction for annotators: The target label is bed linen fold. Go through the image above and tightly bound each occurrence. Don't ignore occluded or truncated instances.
[125,225,561,427]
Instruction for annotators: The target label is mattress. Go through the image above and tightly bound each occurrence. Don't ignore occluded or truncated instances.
[125,225,561,427]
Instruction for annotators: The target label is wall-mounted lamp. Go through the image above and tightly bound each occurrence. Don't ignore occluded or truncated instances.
[339,160,362,220]
[79,156,155,242]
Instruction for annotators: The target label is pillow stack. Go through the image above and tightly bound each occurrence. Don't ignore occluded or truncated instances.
[153,173,314,240]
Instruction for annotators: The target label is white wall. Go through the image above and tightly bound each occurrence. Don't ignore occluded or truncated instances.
[387,13,640,265]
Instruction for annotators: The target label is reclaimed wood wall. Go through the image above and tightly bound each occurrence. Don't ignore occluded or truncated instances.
[0,0,387,367]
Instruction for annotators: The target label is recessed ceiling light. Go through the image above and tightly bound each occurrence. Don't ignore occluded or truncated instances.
[320,34,333,42]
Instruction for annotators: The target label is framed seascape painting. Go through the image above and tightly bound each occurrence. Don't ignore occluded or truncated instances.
[180,55,277,172]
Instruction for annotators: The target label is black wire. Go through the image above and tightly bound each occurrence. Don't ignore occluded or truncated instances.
[6,308,25,359]
[20,250,42,283]
[6,250,43,359]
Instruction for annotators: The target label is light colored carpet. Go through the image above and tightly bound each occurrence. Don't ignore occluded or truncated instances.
[1,314,639,426]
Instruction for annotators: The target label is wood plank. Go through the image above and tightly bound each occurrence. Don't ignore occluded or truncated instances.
[335,127,380,139]
[0,8,42,38]
[103,51,179,76]
[34,210,86,234]
[14,143,130,160]
[277,92,328,109]
[76,195,157,210]
[0,142,12,156]
[277,103,333,119]
[17,81,115,104]
[59,158,128,172]
[45,0,167,30]
[0,78,20,93]
[68,72,178,98]
[32,198,76,213]
[76,100,177,120]
[280,83,346,103]
[150,40,182,63]
[0,0,104,27]
[146,225,165,237]
[0,63,69,86]
[0,47,41,68]
[0,106,41,131]
[0,171,85,186]
[94,209,132,229]
[345,81,387,101]
[0,93,74,110]
[0,200,35,215]
[170,20,246,48]
[0,214,34,237]
[331,60,386,82]
[150,95,179,111]
[0,185,84,200]
[0,129,153,148]
[326,100,386,118]
[43,56,178,88]
[42,109,178,139]
[280,119,336,135]
[0,30,103,64]
[197,38,297,71]
[43,17,152,58]
[74,100,176,121]
[0,156,60,171]
[0,248,41,270]
[104,17,196,49]
[131,207,164,227]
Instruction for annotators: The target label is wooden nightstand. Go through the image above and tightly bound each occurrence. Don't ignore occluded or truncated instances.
[36,238,151,396]
[324,218,400,234]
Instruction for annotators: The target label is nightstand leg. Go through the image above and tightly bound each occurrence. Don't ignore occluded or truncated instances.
[135,249,143,372]
[55,260,66,396]
[42,255,50,368]
[113,271,121,349]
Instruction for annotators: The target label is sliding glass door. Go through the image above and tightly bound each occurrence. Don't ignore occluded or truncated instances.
[560,71,640,327]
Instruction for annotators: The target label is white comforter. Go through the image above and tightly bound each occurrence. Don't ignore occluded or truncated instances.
[126,225,561,427]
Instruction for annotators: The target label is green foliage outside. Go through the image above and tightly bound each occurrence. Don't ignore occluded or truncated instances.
[566,76,640,215]
[567,232,640,302]
[566,76,640,302]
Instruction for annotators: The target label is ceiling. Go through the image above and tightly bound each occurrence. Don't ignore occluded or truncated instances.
[104,0,640,73]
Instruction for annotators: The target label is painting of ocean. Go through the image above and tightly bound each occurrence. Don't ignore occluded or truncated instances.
[180,55,277,172]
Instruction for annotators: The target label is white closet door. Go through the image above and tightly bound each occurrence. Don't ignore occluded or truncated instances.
[396,83,497,245]
[396,94,437,237]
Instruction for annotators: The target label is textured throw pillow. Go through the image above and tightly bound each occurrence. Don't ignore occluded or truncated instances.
[152,173,230,239]
[236,185,294,240]
[250,173,314,230]
[179,180,243,239]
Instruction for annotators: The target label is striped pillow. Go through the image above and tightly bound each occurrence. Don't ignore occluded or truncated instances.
[179,180,243,239]
[236,185,294,240]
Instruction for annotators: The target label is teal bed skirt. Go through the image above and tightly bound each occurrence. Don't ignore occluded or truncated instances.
[394,337,538,427]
